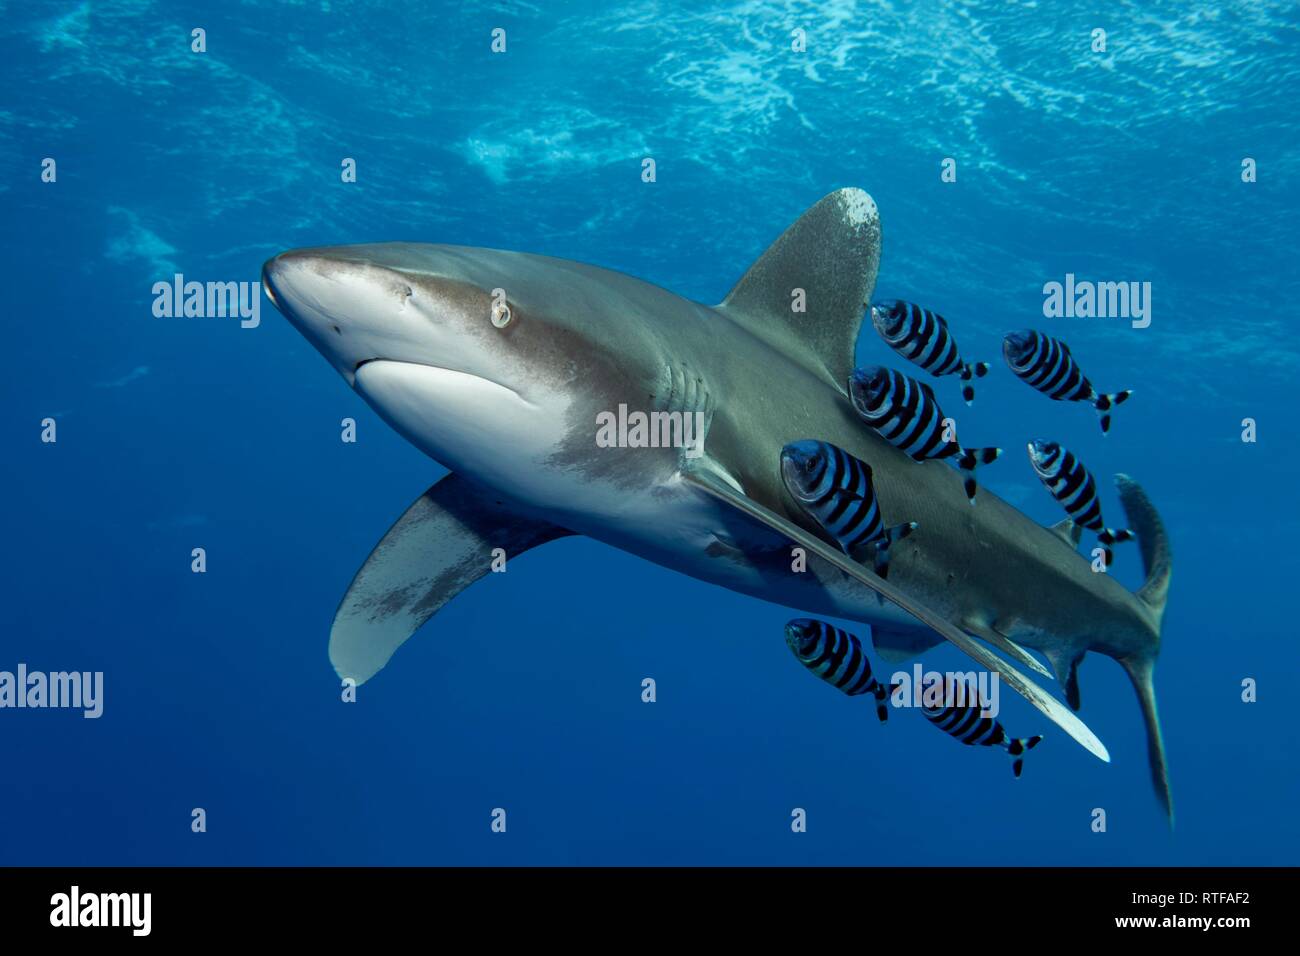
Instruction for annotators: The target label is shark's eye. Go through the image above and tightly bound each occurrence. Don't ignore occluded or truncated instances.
[491,301,512,329]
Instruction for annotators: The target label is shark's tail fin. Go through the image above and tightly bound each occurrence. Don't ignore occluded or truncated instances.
[1094,389,1133,434]
[959,361,990,405]
[1115,474,1175,825]
[955,446,1002,503]
[1006,735,1042,778]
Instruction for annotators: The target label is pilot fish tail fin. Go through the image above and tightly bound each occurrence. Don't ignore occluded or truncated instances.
[872,682,890,723]
[955,446,1002,503]
[871,521,917,579]
[1094,389,1133,434]
[958,360,990,405]
[1006,735,1042,778]
[1096,527,1134,566]
[1115,473,1175,824]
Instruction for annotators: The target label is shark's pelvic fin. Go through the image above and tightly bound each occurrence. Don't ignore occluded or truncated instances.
[330,474,573,685]
[1115,473,1175,824]
[682,466,1110,763]
[1048,517,1084,549]
[967,620,1055,680]
[716,188,881,388]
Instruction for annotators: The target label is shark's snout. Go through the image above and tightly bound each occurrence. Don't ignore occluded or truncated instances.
[263,249,429,386]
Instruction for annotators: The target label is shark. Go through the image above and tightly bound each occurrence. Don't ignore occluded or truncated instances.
[262,188,1174,821]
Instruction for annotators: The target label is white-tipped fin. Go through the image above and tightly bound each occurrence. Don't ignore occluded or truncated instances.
[683,466,1110,763]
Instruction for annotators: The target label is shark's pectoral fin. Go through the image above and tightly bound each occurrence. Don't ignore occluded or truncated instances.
[870,625,944,663]
[682,466,1110,763]
[330,473,574,685]
[714,188,880,387]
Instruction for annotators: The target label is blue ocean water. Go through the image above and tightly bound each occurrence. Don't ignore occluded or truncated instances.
[3,1,1298,865]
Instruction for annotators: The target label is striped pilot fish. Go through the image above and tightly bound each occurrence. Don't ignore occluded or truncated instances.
[1027,439,1133,565]
[847,365,1002,503]
[920,676,1043,778]
[785,618,890,722]
[780,439,917,579]
[1002,329,1132,434]
[869,299,990,404]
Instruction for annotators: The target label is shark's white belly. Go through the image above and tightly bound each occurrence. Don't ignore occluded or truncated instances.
[548,471,921,634]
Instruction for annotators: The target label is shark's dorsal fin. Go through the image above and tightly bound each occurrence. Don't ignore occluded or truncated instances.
[1049,517,1083,548]
[715,188,881,387]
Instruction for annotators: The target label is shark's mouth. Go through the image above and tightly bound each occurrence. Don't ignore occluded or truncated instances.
[352,358,530,405]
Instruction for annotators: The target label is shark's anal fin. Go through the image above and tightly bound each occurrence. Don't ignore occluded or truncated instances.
[682,467,1110,763]
[1044,648,1085,711]
[330,473,573,685]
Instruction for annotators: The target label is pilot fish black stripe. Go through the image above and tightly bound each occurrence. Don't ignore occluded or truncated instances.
[779,440,918,578]
[1027,440,1133,565]
[870,300,990,404]
[785,618,889,721]
[848,366,1002,502]
[801,442,883,551]
[920,677,1042,777]
[1001,329,1132,434]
